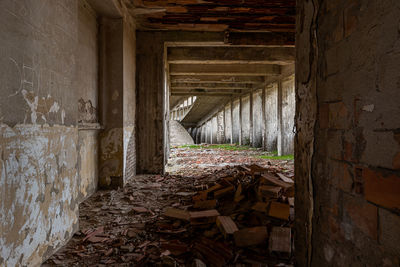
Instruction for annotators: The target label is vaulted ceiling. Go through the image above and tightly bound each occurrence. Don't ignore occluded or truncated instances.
[125,0,296,32]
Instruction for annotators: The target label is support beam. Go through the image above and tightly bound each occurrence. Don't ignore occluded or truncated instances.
[171,89,246,94]
[239,95,243,146]
[171,83,253,89]
[223,107,226,144]
[249,88,254,147]
[171,75,265,84]
[225,32,295,46]
[196,99,231,127]
[171,92,239,97]
[168,47,295,65]
[170,64,281,76]
[277,79,283,156]
[230,98,234,145]
[262,86,266,150]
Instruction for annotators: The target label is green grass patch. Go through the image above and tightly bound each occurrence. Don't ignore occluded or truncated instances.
[176,144,255,151]
[258,154,294,160]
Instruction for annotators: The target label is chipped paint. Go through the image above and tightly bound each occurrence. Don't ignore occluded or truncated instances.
[99,128,123,187]
[21,90,62,124]
[0,124,79,266]
[362,104,374,112]
[78,130,98,201]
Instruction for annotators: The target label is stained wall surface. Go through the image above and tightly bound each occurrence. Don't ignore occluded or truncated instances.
[0,0,99,265]
[296,0,400,266]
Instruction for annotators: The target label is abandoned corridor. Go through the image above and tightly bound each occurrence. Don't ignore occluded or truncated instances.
[1,0,400,267]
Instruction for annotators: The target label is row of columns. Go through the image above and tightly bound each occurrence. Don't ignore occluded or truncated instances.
[190,78,290,156]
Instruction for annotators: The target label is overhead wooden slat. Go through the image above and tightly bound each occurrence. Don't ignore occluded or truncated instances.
[124,0,296,32]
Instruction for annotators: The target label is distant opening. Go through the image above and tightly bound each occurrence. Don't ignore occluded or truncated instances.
[165,43,296,264]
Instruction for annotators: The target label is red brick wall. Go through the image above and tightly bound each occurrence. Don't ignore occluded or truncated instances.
[296,0,400,266]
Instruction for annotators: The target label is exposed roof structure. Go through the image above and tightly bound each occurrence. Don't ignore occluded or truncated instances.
[125,0,296,32]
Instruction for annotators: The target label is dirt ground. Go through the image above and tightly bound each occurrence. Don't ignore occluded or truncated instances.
[44,146,294,267]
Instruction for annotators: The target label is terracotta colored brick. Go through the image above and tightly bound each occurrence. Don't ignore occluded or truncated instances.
[344,195,378,240]
[339,163,353,193]
[329,102,349,129]
[363,168,400,210]
[393,152,400,170]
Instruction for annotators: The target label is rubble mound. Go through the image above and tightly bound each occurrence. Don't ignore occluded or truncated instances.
[45,163,295,266]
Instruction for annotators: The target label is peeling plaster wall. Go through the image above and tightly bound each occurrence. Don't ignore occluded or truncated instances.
[296,0,400,266]
[0,1,100,265]
[0,125,79,266]
[77,0,99,201]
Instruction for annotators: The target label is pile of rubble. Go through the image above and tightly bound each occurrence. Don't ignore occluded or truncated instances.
[45,164,294,266]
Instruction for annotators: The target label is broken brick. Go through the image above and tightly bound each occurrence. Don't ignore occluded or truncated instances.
[164,208,190,221]
[269,227,292,254]
[216,216,239,238]
[268,202,290,220]
[234,227,268,247]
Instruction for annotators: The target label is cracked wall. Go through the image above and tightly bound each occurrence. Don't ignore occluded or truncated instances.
[0,0,99,265]
[296,0,400,266]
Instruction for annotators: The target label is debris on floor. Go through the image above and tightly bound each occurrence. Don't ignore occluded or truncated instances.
[45,147,294,266]
[45,164,294,266]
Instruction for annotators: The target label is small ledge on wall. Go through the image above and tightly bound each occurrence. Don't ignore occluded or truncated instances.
[78,122,103,131]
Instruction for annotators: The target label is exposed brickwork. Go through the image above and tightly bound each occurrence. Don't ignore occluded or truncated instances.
[297,0,400,265]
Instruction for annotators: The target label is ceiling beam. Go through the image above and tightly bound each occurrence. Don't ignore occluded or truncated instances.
[171,92,239,97]
[172,89,246,94]
[169,63,281,76]
[225,32,295,46]
[170,75,265,84]
[168,47,295,65]
[171,83,252,89]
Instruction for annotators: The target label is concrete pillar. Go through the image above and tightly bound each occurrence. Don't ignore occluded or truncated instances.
[277,79,283,156]
[210,119,213,144]
[262,86,266,150]
[239,95,243,146]
[230,98,234,144]
[98,17,136,188]
[223,108,226,143]
[249,89,254,147]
